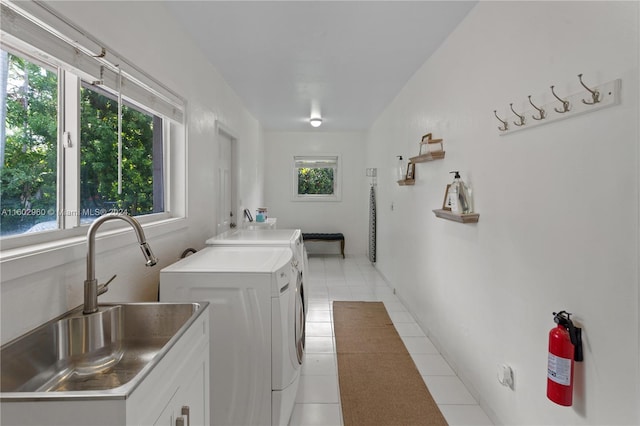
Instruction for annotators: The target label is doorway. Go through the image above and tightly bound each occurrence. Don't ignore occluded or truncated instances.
[216,123,237,234]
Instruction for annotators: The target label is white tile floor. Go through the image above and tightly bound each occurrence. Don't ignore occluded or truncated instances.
[289,255,494,426]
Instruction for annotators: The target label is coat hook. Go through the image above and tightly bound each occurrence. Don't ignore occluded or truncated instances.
[528,95,546,120]
[509,103,526,127]
[578,73,600,105]
[550,85,570,113]
[92,47,106,58]
[493,110,508,131]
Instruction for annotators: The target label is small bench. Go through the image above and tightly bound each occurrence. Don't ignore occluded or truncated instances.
[302,233,345,258]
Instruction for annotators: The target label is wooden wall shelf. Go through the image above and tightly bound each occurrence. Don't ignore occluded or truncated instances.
[410,151,445,163]
[397,179,415,186]
[432,209,479,223]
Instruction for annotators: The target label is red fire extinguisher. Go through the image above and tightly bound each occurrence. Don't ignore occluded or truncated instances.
[547,311,583,406]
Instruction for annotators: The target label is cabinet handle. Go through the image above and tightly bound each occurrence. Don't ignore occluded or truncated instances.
[175,416,185,426]
[181,406,190,426]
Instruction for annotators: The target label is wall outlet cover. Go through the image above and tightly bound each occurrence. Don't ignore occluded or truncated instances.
[497,364,514,390]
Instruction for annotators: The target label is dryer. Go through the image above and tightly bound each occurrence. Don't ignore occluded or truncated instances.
[159,246,303,426]
[205,229,309,312]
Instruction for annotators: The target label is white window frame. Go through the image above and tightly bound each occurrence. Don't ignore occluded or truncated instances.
[0,1,187,262]
[292,154,342,202]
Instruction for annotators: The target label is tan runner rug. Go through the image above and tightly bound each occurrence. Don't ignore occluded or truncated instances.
[333,301,448,426]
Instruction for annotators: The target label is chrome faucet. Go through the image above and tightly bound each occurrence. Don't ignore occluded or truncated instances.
[83,213,158,314]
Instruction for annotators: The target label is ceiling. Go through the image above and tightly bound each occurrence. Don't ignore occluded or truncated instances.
[164,1,476,131]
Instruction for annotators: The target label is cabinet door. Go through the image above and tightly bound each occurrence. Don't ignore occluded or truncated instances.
[153,394,176,426]
[176,356,208,426]
[150,352,207,426]
[151,359,206,426]
[127,308,210,426]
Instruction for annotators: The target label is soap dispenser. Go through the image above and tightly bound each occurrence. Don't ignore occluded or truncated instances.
[448,171,472,214]
[396,156,405,181]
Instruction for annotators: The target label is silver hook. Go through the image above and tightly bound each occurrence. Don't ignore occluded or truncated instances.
[528,95,546,120]
[578,74,600,105]
[493,110,508,131]
[509,103,525,127]
[550,85,570,113]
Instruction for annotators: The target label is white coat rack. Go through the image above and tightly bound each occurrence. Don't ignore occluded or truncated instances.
[494,74,621,136]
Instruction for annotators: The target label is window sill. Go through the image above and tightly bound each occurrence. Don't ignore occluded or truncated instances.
[0,217,187,282]
[291,195,342,202]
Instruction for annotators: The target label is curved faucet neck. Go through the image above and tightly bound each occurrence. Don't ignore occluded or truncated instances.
[86,214,147,282]
[84,214,157,314]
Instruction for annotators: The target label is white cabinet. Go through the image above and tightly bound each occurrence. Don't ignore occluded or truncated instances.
[1,307,210,426]
[151,354,208,426]
[136,307,210,426]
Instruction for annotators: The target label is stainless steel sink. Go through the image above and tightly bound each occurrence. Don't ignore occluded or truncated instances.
[1,302,206,397]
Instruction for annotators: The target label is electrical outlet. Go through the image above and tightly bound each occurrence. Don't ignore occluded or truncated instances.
[497,364,514,390]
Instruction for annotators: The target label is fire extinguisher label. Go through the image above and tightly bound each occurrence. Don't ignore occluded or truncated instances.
[548,353,571,386]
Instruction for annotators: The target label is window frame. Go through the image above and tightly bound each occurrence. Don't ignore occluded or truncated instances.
[77,80,165,221]
[0,5,187,256]
[291,154,342,202]
[0,46,62,236]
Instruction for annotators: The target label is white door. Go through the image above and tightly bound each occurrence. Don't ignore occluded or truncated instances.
[217,130,235,233]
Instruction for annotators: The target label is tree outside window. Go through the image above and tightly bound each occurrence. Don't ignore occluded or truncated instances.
[0,51,58,236]
[1,49,164,237]
[80,83,162,220]
[293,155,341,201]
[298,167,334,195]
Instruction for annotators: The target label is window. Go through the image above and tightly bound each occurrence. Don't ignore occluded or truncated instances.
[80,83,164,221]
[0,50,58,236]
[0,49,165,237]
[0,1,185,246]
[293,155,341,201]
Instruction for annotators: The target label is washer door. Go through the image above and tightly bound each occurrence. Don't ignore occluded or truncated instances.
[294,271,305,364]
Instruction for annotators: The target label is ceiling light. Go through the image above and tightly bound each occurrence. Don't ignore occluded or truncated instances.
[310,117,322,127]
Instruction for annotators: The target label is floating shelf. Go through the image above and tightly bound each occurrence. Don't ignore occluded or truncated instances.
[397,179,415,186]
[432,209,479,223]
[410,151,445,163]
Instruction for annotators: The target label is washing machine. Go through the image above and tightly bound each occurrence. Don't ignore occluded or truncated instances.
[205,229,309,312]
[159,246,304,426]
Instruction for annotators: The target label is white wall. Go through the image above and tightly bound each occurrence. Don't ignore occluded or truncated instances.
[264,131,367,255]
[365,2,639,425]
[2,3,638,424]
[1,1,264,343]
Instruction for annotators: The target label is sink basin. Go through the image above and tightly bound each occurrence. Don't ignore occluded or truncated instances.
[55,305,124,378]
[1,302,206,397]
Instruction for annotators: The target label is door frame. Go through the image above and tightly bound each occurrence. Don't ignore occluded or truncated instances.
[215,120,238,233]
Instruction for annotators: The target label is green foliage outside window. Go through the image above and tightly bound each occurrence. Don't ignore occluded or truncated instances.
[297,167,334,195]
[0,52,58,236]
[80,86,156,217]
[1,50,160,237]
